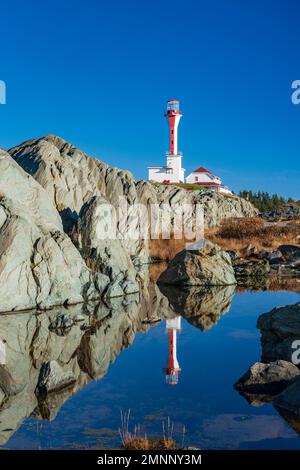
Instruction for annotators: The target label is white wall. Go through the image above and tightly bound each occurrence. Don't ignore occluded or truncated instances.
[167,155,184,182]
[186,172,221,184]
[171,114,181,155]
[148,167,169,183]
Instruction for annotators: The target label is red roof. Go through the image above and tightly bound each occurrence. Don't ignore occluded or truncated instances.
[192,167,212,174]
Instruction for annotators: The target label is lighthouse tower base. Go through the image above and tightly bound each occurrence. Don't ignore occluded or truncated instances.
[148,153,185,184]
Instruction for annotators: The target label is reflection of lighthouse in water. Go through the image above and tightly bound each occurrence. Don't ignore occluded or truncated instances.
[164,316,181,385]
[0,338,6,365]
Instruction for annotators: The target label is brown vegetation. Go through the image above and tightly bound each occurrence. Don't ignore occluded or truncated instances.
[119,410,180,451]
[149,237,188,261]
[122,436,176,450]
[149,261,169,282]
[149,217,300,263]
[207,217,300,253]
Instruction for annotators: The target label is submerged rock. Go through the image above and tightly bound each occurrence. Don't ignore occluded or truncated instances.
[158,241,236,287]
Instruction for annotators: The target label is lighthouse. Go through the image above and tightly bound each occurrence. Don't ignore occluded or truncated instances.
[165,99,182,156]
[164,316,181,385]
[148,99,185,183]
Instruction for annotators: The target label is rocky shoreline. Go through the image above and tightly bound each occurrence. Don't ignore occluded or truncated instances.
[0,134,257,313]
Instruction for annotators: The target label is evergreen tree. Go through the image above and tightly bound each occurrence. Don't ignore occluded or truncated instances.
[238,190,295,212]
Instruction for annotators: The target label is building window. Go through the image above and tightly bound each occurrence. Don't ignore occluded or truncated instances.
[171,130,174,134]
[195,177,198,182]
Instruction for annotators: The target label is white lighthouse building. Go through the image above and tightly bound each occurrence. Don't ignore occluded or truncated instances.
[164,316,181,386]
[148,99,232,193]
[148,99,185,183]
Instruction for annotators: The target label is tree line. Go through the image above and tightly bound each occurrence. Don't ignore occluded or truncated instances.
[238,190,296,212]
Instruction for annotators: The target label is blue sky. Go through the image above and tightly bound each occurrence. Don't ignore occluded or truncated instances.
[1,0,299,198]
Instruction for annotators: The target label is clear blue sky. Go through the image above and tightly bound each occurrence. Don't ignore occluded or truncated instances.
[1,0,300,198]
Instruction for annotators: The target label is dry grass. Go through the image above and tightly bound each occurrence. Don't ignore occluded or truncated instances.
[207,217,300,253]
[216,217,265,239]
[149,261,168,282]
[123,436,176,450]
[149,237,189,261]
[149,217,300,262]
[119,410,179,451]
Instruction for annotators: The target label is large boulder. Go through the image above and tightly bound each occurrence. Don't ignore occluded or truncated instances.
[0,149,62,232]
[9,135,148,263]
[76,196,139,297]
[0,196,110,312]
[157,240,236,286]
[0,149,116,312]
[257,302,300,363]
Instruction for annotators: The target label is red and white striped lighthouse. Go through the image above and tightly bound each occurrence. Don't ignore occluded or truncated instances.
[164,317,181,385]
[165,99,182,155]
[147,99,185,183]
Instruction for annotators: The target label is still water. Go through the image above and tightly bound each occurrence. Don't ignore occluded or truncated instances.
[1,288,300,450]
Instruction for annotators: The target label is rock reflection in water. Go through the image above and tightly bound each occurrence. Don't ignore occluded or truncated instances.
[0,279,238,446]
[235,301,300,438]
[0,283,175,446]
[159,285,236,331]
